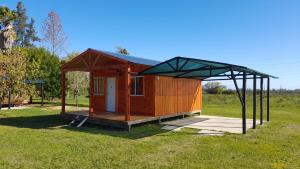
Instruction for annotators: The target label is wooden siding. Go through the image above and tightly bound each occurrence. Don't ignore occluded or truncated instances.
[92,70,120,114]
[63,49,203,121]
[91,63,155,117]
[129,63,155,116]
[154,76,202,116]
[130,75,155,116]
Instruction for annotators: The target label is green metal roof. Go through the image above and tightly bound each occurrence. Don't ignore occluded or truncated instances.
[139,56,278,80]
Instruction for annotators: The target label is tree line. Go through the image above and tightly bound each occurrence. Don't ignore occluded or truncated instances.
[0,1,132,105]
[0,1,66,104]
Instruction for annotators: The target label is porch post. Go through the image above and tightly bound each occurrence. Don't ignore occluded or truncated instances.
[61,71,66,114]
[125,65,131,121]
[89,71,94,115]
[260,77,263,125]
[242,72,247,134]
[253,74,257,129]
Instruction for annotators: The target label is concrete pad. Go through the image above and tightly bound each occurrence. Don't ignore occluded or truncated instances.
[162,115,261,134]
[0,106,30,110]
[198,129,224,136]
[161,125,182,132]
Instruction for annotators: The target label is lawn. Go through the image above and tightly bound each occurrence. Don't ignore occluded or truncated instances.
[0,93,299,169]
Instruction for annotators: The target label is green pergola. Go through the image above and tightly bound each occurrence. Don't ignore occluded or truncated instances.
[140,56,278,134]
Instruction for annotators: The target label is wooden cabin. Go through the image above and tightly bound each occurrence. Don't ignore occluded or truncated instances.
[61,48,202,129]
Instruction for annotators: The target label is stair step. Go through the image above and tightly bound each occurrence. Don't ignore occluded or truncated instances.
[77,116,89,127]
[69,115,89,127]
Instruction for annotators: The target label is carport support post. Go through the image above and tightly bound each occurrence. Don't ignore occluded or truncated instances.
[253,75,257,129]
[260,77,263,125]
[267,77,270,122]
[61,71,66,114]
[242,72,247,134]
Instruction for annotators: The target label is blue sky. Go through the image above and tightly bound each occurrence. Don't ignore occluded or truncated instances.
[2,0,300,89]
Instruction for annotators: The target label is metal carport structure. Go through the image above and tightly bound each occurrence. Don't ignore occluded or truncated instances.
[139,56,278,134]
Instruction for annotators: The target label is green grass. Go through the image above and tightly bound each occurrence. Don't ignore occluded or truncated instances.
[0,93,299,169]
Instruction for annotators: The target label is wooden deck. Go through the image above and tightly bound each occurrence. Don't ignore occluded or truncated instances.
[61,110,201,130]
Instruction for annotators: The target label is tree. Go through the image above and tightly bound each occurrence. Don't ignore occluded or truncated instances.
[203,82,227,94]
[116,46,129,55]
[0,48,33,104]
[0,6,17,53]
[41,11,67,56]
[14,1,27,47]
[12,1,39,47]
[24,18,40,47]
[63,52,89,106]
[0,6,17,28]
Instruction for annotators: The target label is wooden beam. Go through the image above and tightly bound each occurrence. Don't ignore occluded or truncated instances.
[61,71,66,114]
[125,65,131,121]
[62,49,90,69]
[62,64,127,72]
[89,71,94,115]
[81,57,90,68]
[92,64,127,70]
[92,54,100,68]
[89,49,128,64]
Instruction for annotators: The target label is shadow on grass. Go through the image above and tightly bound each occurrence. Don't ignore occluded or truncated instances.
[0,114,167,140]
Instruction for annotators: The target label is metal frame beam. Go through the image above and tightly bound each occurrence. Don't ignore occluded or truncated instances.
[231,70,243,107]
[260,77,263,125]
[242,72,247,134]
[253,75,257,129]
[267,77,270,121]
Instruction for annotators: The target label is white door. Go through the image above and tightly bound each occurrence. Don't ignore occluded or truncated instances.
[106,77,116,112]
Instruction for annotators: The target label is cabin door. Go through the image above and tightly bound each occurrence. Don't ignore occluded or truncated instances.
[106,77,116,112]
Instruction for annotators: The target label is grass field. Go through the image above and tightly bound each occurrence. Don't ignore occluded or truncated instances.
[0,93,299,169]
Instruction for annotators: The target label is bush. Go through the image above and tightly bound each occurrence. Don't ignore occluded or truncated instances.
[25,47,61,99]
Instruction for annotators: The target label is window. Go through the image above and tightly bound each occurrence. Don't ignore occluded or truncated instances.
[94,77,104,95]
[130,76,144,96]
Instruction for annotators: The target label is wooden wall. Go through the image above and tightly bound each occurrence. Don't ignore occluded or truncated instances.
[91,63,202,117]
[91,63,155,116]
[129,63,155,116]
[92,70,120,114]
[154,76,202,116]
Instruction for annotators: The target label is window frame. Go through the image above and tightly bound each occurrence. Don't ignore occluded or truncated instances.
[130,75,144,96]
[93,77,104,96]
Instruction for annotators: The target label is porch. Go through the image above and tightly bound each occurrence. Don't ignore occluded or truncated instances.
[61,49,138,123]
[61,110,197,130]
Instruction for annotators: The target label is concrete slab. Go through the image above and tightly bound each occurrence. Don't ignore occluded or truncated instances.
[162,115,261,134]
[161,125,182,132]
[0,106,30,110]
[198,129,224,136]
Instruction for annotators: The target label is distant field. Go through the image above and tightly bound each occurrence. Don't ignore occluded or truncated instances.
[0,93,299,169]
